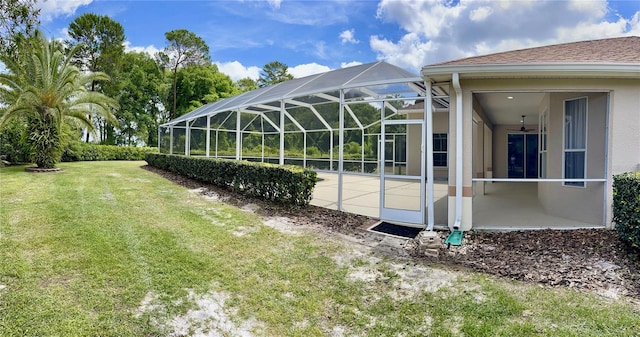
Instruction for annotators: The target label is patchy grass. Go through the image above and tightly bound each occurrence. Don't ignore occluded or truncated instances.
[0,161,638,336]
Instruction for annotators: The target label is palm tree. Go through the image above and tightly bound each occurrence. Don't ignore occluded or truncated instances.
[0,31,118,168]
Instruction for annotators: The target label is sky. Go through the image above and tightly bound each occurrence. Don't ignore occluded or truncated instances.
[36,0,640,81]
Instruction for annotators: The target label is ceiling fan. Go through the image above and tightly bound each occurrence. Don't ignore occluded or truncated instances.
[508,115,536,132]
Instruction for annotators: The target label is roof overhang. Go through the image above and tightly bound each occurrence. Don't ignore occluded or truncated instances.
[421,63,640,82]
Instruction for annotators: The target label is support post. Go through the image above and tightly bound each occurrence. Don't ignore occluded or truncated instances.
[206,116,211,157]
[279,101,285,165]
[235,110,241,160]
[169,127,173,155]
[303,133,307,168]
[329,133,334,171]
[425,80,435,230]
[338,90,345,211]
[185,121,190,156]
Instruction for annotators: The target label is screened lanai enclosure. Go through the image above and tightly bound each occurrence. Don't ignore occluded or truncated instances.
[159,62,450,228]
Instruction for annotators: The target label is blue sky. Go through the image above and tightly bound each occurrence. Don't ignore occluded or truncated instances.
[37,0,640,81]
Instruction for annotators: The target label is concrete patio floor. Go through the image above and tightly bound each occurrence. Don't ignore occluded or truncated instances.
[472,182,603,230]
[311,172,602,230]
[311,172,448,227]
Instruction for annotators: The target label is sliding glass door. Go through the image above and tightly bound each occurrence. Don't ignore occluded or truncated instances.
[508,133,538,178]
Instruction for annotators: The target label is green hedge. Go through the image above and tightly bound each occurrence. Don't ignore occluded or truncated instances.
[613,171,640,249]
[145,153,318,206]
[62,143,157,162]
[0,119,30,164]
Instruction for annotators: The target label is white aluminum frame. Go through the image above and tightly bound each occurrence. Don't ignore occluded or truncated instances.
[379,118,426,225]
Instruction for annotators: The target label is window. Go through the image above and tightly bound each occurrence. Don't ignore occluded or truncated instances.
[433,133,447,167]
[563,97,587,187]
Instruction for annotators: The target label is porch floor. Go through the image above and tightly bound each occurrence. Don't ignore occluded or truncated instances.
[472,182,603,230]
[311,172,449,226]
[311,172,602,230]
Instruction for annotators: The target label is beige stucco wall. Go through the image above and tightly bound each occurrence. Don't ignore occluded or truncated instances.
[460,78,640,229]
[536,92,607,225]
[608,82,640,174]
[472,95,495,180]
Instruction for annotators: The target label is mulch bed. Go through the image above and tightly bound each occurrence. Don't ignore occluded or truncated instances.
[143,165,640,299]
[24,167,63,173]
[422,229,640,298]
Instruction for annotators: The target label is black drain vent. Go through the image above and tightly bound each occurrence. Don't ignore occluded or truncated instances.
[369,221,421,239]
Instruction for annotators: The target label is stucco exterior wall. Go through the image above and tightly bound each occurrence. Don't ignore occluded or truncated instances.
[537,92,607,225]
[608,81,640,174]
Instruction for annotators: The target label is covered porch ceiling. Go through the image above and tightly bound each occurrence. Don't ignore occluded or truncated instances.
[474,92,546,125]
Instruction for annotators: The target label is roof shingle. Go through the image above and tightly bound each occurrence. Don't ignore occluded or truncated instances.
[431,36,640,66]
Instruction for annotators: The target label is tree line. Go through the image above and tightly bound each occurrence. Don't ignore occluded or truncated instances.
[0,2,295,162]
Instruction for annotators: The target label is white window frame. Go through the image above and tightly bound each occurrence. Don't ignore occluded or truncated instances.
[562,97,588,188]
[538,109,548,179]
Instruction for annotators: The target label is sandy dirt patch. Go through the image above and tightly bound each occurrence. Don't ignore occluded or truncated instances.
[136,290,263,337]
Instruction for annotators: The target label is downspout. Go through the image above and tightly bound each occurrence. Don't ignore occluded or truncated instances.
[452,73,463,230]
[603,92,610,228]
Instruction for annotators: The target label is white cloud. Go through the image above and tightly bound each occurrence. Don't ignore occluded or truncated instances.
[313,41,327,59]
[339,29,359,44]
[555,17,631,41]
[568,0,607,17]
[124,41,160,56]
[377,0,464,39]
[55,27,71,42]
[371,0,640,69]
[268,0,282,9]
[214,61,261,81]
[341,61,363,68]
[289,63,332,78]
[36,0,93,22]
[629,12,640,35]
[261,1,351,26]
[469,6,493,22]
[370,33,435,72]
[214,61,330,81]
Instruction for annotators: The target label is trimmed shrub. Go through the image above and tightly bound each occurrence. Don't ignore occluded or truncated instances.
[613,171,640,249]
[0,119,30,164]
[145,153,317,206]
[62,143,157,162]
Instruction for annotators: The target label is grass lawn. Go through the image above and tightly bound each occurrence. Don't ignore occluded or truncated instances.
[0,161,638,336]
